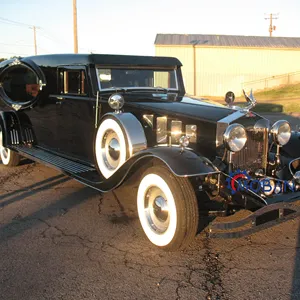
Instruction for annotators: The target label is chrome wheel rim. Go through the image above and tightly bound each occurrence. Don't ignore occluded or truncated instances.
[101,130,121,170]
[0,128,9,161]
[144,186,170,234]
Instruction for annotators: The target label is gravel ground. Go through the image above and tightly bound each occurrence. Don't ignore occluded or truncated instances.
[1,113,300,300]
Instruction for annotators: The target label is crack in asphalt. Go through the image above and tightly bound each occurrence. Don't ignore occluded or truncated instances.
[5,208,299,300]
[36,216,210,298]
[0,163,35,191]
[201,233,228,300]
[98,195,103,215]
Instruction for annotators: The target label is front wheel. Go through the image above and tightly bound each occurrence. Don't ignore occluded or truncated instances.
[0,127,20,167]
[137,165,199,251]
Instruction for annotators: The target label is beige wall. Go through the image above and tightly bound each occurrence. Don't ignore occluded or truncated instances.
[155,45,300,96]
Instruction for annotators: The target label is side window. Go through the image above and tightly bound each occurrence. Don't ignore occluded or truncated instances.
[59,69,87,95]
[0,65,40,103]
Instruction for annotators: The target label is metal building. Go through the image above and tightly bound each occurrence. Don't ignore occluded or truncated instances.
[155,34,300,96]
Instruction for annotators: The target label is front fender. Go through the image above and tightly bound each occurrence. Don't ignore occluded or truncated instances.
[282,131,300,158]
[137,146,219,176]
[89,146,219,192]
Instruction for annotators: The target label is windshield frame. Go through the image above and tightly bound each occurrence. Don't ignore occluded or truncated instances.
[95,65,179,92]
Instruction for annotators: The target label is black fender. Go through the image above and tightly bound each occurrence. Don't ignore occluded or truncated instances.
[0,110,35,147]
[0,110,20,147]
[136,146,219,176]
[89,146,219,192]
[281,131,300,158]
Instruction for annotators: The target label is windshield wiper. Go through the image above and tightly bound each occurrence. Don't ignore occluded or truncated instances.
[153,86,169,93]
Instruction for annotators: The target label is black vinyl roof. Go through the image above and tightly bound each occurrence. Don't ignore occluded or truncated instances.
[25,54,182,67]
[155,34,300,48]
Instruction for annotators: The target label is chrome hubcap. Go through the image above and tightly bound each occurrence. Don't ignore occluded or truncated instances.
[108,138,120,161]
[145,187,170,234]
[0,129,9,161]
[102,130,121,170]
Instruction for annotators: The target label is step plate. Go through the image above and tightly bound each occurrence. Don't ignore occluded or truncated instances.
[12,145,95,174]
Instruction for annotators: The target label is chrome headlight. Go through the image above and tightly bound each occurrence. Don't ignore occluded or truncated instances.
[271,120,291,146]
[223,124,247,152]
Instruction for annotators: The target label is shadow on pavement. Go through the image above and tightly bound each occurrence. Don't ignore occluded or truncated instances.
[0,185,98,244]
[0,174,70,209]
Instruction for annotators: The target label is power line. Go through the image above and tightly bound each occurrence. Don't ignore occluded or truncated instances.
[0,51,31,56]
[0,17,33,27]
[0,42,33,47]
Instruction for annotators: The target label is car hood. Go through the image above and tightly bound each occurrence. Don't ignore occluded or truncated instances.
[125,94,236,123]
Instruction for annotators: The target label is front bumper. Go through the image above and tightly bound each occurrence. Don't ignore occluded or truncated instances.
[209,194,300,239]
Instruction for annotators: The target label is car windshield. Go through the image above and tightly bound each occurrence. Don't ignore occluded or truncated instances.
[96,67,177,91]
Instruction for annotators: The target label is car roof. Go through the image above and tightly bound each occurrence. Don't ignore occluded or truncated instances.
[24,53,182,67]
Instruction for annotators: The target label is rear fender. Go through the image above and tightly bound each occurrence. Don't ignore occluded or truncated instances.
[0,111,20,147]
[0,110,35,147]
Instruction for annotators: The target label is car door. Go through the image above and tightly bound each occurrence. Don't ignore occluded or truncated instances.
[55,66,95,164]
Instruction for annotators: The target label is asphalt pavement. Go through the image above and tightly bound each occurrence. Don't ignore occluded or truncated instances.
[1,113,300,300]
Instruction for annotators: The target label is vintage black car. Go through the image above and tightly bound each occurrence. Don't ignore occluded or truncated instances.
[0,54,300,250]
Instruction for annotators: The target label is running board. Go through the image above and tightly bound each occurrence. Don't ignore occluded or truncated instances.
[11,145,105,190]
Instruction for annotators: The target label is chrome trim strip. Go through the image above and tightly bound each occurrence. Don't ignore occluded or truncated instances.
[218,110,247,124]
[95,91,99,129]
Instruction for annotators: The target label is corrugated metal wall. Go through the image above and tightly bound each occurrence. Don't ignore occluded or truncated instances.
[155,46,300,96]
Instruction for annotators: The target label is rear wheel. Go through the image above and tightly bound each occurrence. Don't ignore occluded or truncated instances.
[137,165,199,250]
[0,127,20,166]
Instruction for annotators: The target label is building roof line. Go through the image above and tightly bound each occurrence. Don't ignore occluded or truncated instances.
[155,34,300,48]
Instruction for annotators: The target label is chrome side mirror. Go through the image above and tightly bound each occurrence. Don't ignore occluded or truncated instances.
[225,91,235,106]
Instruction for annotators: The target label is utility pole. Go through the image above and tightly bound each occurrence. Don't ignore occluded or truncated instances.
[33,26,37,55]
[265,13,279,37]
[190,40,200,96]
[30,25,39,55]
[73,0,78,53]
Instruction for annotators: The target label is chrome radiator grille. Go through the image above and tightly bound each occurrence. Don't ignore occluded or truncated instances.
[231,129,268,172]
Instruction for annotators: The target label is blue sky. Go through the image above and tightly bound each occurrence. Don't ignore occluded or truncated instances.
[1,0,300,58]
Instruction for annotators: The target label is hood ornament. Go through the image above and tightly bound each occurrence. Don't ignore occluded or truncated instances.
[242,89,257,112]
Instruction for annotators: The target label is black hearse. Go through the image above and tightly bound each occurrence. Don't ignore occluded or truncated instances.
[0,54,300,250]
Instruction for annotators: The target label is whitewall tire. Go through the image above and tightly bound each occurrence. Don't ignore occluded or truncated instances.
[95,118,127,179]
[0,127,20,167]
[137,165,199,250]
